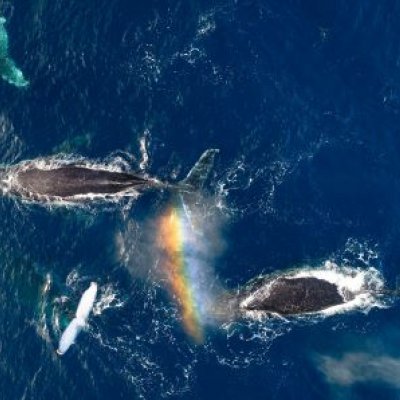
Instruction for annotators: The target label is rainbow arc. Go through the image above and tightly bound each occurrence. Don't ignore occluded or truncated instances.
[157,206,204,343]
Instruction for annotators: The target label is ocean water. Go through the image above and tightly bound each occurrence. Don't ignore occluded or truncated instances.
[0,1,400,399]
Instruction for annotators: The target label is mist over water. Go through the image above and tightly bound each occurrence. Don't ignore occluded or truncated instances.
[0,1,399,400]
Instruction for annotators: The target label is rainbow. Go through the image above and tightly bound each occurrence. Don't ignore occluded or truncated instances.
[157,205,204,343]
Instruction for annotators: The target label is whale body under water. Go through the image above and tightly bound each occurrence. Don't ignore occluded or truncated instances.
[3,149,218,202]
[0,17,29,87]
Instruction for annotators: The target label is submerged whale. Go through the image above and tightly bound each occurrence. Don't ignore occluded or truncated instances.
[0,17,29,87]
[3,149,218,202]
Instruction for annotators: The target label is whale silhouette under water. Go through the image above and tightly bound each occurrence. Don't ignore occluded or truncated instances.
[0,16,28,87]
[2,149,219,202]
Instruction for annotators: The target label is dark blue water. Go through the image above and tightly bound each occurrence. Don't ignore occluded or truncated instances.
[0,1,400,399]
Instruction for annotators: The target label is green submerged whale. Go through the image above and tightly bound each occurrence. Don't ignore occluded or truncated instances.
[0,16,28,87]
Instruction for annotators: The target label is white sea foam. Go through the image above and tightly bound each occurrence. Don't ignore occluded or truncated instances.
[139,130,150,171]
[291,261,385,315]
[93,284,125,316]
[196,12,216,37]
[0,113,24,164]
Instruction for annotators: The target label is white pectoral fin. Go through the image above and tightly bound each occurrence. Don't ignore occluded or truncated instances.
[57,283,98,356]
[57,318,84,356]
[75,282,98,320]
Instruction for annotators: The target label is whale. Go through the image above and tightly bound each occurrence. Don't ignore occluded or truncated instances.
[2,149,219,202]
[211,265,384,321]
[15,166,150,198]
[57,282,98,356]
[239,276,345,315]
[212,276,346,321]
[0,16,29,87]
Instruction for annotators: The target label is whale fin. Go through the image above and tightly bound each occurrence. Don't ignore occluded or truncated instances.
[75,282,98,320]
[56,317,85,356]
[57,282,97,356]
[0,16,29,87]
[179,149,219,191]
[1,58,29,87]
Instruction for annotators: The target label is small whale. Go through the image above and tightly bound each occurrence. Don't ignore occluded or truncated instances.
[57,282,98,356]
[2,149,219,203]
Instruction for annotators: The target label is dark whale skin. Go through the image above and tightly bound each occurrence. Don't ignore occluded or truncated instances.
[242,277,344,315]
[6,149,219,201]
[15,166,149,198]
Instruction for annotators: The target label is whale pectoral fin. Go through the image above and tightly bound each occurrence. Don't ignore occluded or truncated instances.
[0,17,8,57]
[81,321,89,332]
[0,17,28,88]
[1,58,29,87]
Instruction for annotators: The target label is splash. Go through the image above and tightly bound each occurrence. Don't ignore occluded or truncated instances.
[291,261,386,316]
[157,206,205,343]
[0,17,28,87]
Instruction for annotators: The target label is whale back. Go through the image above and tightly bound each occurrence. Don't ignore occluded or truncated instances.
[16,166,148,198]
[242,277,344,315]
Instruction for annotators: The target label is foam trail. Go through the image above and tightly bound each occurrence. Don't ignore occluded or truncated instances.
[57,282,98,356]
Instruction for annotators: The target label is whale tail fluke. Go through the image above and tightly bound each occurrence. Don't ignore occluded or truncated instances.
[175,149,219,231]
[179,149,219,191]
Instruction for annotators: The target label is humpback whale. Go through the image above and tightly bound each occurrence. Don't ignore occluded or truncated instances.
[239,276,345,315]
[3,149,218,202]
[212,264,384,320]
